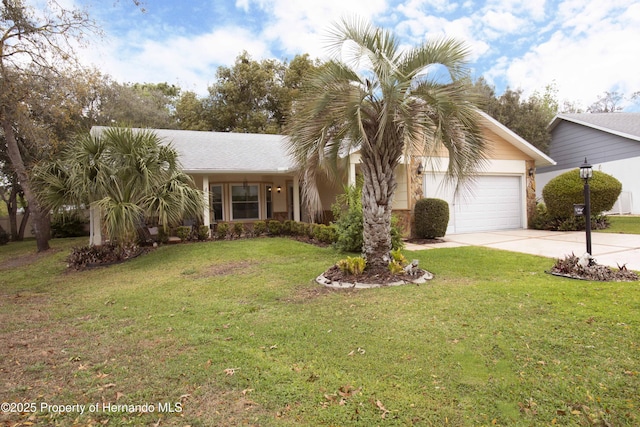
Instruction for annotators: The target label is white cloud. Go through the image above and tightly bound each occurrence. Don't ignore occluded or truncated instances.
[83,26,270,93]
[493,4,640,108]
[481,10,526,34]
[248,0,389,59]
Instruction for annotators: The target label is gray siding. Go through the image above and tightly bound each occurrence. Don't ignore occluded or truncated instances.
[538,121,640,173]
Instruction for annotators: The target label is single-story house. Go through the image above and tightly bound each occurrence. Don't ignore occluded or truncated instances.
[536,113,640,215]
[91,113,554,237]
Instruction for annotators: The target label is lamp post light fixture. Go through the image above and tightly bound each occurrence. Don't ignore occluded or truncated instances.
[579,158,593,255]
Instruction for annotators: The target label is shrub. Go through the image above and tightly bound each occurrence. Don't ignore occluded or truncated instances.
[531,202,611,231]
[282,220,295,235]
[390,215,405,250]
[216,223,229,240]
[414,198,449,238]
[157,226,169,244]
[267,220,282,236]
[197,225,210,241]
[232,222,244,239]
[175,226,192,241]
[313,224,337,244]
[336,256,366,275]
[51,213,89,238]
[543,169,622,219]
[390,248,407,266]
[0,229,8,245]
[332,182,405,253]
[253,221,267,236]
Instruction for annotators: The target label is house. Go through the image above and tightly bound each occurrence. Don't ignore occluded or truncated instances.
[536,113,640,215]
[91,114,554,237]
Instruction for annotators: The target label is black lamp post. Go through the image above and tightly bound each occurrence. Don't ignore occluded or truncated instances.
[579,158,593,254]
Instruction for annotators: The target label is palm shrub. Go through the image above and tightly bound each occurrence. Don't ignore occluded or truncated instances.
[33,127,204,246]
[286,19,486,270]
[414,198,449,238]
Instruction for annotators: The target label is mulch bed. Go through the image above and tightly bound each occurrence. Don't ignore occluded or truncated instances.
[404,237,445,245]
[548,254,638,282]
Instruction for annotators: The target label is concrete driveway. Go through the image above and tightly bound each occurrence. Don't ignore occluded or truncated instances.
[405,229,640,271]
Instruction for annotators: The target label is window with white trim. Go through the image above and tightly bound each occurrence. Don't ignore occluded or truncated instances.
[210,184,223,222]
[231,184,259,220]
[266,185,273,219]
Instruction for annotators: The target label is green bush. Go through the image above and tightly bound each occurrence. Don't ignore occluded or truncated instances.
[253,221,267,236]
[51,213,88,238]
[232,222,244,239]
[216,223,229,240]
[543,169,622,219]
[531,201,611,231]
[197,225,210,241]
[332,181,404,252]
[282,220,295,235]
[414,198,449,238]
[313,224,337,244]
[175,226,192,241]
[267,220,282,236]
[157,226,169,244]
[391,215,405,250]
[336,256,366,275]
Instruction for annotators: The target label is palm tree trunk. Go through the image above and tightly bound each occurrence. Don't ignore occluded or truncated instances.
[359,144,399,269]
[1,112,50,252]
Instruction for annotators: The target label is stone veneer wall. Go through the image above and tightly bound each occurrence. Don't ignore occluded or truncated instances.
[526,159,536,227]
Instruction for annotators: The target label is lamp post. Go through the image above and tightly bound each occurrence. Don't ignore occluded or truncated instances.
[579,158,593,255]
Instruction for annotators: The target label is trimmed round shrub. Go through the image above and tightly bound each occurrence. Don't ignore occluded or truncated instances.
[414,198,449,238]
[543,169,622,219]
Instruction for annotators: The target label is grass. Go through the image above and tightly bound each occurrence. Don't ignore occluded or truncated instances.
[1,237,639,426]
[598,215,640,234]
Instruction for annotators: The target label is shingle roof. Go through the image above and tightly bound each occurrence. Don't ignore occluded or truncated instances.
[549,113,640,142]
[91,127,296,174]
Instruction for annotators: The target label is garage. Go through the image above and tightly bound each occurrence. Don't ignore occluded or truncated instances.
[424,174,523,234]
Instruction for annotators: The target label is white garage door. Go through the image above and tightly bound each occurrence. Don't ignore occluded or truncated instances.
[424,175,523,234]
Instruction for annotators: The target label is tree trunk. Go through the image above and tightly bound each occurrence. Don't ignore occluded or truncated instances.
[1,112,50,252]
[359,145,399,269]
[18,205,30,241]
[7,185,19,240]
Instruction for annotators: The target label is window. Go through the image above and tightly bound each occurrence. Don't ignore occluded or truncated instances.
[231,184,259,220]
[210,185,223,222]
[266,185,273,219]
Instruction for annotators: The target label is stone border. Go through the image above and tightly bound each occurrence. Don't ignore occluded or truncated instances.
[316,270,434,289]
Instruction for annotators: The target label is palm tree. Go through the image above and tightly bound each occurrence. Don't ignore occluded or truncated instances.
[286,19,487,270]
[33,127,204,245]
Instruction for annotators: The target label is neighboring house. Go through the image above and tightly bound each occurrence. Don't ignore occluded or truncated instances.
[536,113,640,215]
[91,114,554,237]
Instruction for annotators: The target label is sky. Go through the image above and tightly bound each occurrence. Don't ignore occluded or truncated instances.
[52,0,640,110]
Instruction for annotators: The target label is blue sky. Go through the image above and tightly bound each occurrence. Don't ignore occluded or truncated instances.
[60,0,640,110]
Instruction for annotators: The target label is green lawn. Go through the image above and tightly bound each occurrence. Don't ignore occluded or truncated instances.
[1,238,638,426]
[598,215,640,234]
